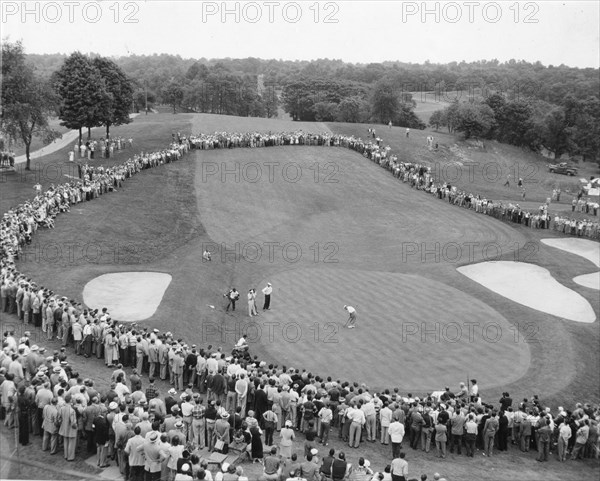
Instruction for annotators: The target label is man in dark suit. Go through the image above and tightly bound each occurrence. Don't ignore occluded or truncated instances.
[536,417,552,462]
[499,392,513,411]
[254,385,269,429]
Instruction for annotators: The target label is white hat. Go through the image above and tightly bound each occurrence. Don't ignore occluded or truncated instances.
[31,345,39,351]
[310,448,318,456]
[168,388,177,395]
[109,402,118,410]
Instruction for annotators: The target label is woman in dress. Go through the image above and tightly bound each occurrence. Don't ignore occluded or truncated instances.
[279,420,295,459]
[104,330,119,367]
[250,424,264,464]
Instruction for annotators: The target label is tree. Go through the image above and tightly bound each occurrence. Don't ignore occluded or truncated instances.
[495,100,533,146]
[162,82,184,114]
[395,103,426,129]
[262,85,279,118]
[92,57,134,138]
[312,102,338,122]
[429,110,446,130]
[281,79,317,121]
[453,102,495,139]
[371,79,400,123]
[54,52,111,144]
[336,96,369,123]
[1,41,60,170]
[444,102,461,133]
[133,87,156,113]
[563,96,600,162]
[541,108,570,159]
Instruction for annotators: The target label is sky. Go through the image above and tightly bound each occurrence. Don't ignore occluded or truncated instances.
[2,1,599,68]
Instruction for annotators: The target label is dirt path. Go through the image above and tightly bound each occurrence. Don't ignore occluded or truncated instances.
[13,114,140,165]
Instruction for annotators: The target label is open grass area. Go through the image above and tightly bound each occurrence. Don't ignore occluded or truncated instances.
[2,112,598,480]
[327,122,599,206]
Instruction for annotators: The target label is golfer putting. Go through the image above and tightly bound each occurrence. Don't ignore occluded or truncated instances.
[344,305,357,328]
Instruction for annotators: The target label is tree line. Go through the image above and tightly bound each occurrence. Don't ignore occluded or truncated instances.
[428,93,600,161]
[3,48,598,169]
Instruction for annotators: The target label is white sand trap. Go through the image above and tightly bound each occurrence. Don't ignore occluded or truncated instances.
[541,238,600,267]
[458,261,596,323]
[82,272,172,322]
[573,272,600,290]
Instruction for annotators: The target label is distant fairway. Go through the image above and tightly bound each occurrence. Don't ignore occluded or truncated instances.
[11,113,599,406]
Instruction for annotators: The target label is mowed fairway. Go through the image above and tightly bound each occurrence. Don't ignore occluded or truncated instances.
[11,113,599,406]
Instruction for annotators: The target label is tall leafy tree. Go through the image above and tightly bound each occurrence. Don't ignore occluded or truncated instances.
[92,57,134,138]
[54,52,111,145]
[429,109,446,131]
[162,82,184,114]
[541,108,570,159]
[453,102,495,139]
[496,100,533,146]
[371,79,400,124]
[1,41,60,170]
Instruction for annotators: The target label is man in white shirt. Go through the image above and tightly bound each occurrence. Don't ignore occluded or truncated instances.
[469,379,479,402]
[348,402,366,448]
[391,452,408,480]
[389,419,405,458]
[262,283,272,310]
[343,305,357,329]
[380,402,393,445]
[206,354,219,376]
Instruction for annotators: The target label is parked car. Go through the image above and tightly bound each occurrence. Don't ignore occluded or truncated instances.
[548,162,578,175]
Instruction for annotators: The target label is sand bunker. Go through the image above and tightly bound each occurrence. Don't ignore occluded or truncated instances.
[82,272,172,322]
[458,261,596,323]
[573,272,600,290]
[541,238,600,267]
